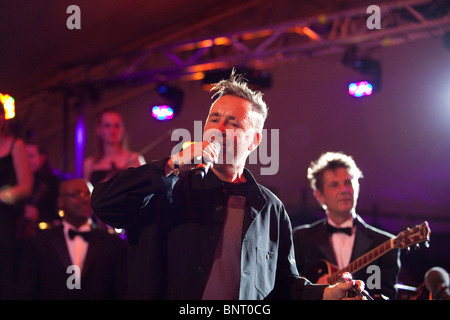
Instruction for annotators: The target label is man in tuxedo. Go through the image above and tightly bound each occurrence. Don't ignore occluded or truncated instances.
[17,178,127,299]
[293,152,400,300]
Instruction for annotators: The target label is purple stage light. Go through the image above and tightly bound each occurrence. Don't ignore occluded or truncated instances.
[152,105,174,121]
[348,81,373,97]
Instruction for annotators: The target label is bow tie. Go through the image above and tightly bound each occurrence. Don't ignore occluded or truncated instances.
[326,223,353,236]
[68,229,91,241]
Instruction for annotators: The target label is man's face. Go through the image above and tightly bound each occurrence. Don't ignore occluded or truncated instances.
[203,95,262,167]
[315,167,359,219]
[58,180,92,224]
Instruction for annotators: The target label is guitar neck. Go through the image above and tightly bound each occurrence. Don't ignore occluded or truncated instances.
[327,238,394,284]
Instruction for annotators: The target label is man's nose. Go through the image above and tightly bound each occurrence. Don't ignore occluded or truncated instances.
[210,121,226,135]
[216,121,226,133]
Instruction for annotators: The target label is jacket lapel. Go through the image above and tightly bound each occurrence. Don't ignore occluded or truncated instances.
[51,227,73,269]
[315,220,338,265]
[240,168,267,238]
[81,229,102,277]
[350,216,372,261]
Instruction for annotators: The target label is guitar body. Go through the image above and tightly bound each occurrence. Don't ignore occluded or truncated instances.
[304,259,338,284]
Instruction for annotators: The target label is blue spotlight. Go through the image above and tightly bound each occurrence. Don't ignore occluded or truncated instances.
[157,84,169,94]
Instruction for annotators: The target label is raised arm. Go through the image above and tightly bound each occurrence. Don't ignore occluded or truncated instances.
[0,138,32,205]
[91,158,175,228]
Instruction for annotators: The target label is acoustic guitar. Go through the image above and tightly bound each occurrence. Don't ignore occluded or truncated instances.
[304,221,431,284]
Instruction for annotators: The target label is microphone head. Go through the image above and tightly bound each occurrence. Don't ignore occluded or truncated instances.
[425,267,449,294]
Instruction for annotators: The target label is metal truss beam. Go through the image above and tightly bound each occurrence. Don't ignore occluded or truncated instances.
[33,0,450,97]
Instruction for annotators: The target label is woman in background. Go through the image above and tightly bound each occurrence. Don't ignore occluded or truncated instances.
[84,109,146,186]
[0,107,32,299]
[20,142,60,236]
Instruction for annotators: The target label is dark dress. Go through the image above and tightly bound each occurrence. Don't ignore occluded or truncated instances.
[89,163,123,187]
[0,139,22,298]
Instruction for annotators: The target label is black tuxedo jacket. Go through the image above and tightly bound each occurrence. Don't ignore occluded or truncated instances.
[293,215,400,300]
[17,225,127,299]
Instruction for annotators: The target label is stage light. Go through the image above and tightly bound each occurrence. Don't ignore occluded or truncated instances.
[152,105,174,121]
[38,222,50,230]
[348,81,373,98]
[152,84,183,120]
[0,93,15,119]
[157,84,169,94]
[342,47,381,97]
[348,58,381,97]
[74,113,86,178]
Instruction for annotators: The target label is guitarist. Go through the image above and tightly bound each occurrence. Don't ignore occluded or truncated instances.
[293,152,401,300]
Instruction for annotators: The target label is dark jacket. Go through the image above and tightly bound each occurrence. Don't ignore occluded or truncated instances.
[293,216,401,300]
[91,158,326,300]
[17,225,128,300]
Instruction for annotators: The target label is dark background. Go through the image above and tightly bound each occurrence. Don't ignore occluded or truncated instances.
[1,0,449,297]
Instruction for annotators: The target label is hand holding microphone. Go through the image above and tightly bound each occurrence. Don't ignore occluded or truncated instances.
[168,140,221,179]
[194,140,221,180]
[339,272,374,300]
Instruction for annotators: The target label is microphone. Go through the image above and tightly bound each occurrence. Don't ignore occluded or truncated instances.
[194,162,213,180]
[194,140,220,181]
[425,267,450,300]
[339,272,374,300]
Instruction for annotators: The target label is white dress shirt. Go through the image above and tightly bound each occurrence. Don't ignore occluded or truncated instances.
[328,216,356,269]
[62,220,91,271]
